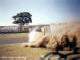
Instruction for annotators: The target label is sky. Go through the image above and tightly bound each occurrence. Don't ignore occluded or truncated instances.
[0,0,80,26]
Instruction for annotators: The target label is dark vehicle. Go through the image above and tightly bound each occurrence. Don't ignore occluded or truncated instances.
[40,47,80,60]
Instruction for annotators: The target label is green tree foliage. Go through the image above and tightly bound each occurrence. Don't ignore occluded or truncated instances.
[12,12,32,32]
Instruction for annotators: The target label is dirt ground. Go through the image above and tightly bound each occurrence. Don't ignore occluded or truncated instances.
[0,33,80,60]
[0,44,80,60]
[0,44,51,60]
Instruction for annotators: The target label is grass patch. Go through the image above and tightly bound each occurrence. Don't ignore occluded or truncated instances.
[0,33,28,38]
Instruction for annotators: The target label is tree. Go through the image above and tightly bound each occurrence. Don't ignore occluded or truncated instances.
[12,12,32,32]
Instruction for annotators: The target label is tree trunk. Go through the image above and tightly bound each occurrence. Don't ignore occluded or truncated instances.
[19,24,23,32]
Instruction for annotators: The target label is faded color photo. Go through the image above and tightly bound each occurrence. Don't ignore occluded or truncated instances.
[0,0,80,60]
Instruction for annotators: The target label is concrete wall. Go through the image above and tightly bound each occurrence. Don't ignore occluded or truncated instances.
[0,26,28,33]
[0,24,49,33]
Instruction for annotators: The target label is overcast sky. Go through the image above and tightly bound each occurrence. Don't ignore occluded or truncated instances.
[0,0,80,26]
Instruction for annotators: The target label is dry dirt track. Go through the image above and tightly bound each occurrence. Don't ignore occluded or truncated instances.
[0,33,28,45]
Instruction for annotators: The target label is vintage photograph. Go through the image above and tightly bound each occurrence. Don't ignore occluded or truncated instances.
[0,0,80,60]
